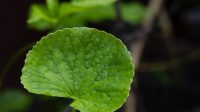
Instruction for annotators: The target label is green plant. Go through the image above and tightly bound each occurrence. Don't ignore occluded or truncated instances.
[71,0,117,6]
[27,0,146,31]
[21,27,134,112]
[20,0,137,111]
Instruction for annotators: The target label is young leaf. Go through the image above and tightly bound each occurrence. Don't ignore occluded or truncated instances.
[46,0,59,16]
[55,2,146,29]
[55,5,115,29]
[121,3,146,24]
[72,0,117,6]
[58,2,88,18]
[27,4,58,31]
[21,27,134,112]
[27,1,146,31]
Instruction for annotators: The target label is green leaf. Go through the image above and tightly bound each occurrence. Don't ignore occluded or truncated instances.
[0,89,32,112]
[46,0,59,16]
[58,3,88,19]
[21,27,134,112]
[55,5,115,29]
[55,2,146,29]
[121,3,146,24]
[72,0,116,6]
[27,1,146,31]
[27,4,58,31]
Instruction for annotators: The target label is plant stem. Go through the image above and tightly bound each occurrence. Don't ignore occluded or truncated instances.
[0,43,34,88]
[114,0,123,22]
[126,0,165,112]
[70,107,75,112]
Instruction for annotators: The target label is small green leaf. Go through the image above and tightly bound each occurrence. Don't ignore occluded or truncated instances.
[27,4,58,31]
[21,27,134,112]
[55,5,115,29]
[121,3,146,24]
[46,0,59,16]
[27,1,146,31]
[55,2,146,29]
[58,3,88,18]
[72,0,116,6]
[0,89,32,112]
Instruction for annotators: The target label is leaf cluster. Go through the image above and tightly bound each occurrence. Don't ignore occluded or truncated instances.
[27,0,146,31]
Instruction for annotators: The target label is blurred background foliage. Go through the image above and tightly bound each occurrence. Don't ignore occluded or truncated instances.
[0,89,31,112]
[0,0,200,112]
[27,0,146,31]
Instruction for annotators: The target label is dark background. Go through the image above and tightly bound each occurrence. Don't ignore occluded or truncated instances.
[0,0,46,87]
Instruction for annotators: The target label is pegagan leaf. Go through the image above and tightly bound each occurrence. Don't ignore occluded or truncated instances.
[27,1,146,31]
[72,0,116,6]
[21,27,134,112]
[58,3,88,18]
[46,0,59,16]
[27,4,58,31]
[55,2,146,29]
[55,5,115,29]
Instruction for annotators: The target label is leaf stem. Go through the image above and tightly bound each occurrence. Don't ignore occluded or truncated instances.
[70,107,76,112]
[0,43,34,88]
[114,0,123,22]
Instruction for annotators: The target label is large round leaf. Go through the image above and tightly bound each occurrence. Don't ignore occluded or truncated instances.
[21,27,134,112]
